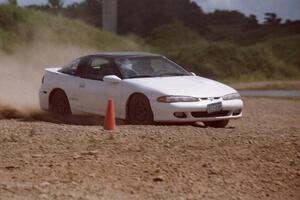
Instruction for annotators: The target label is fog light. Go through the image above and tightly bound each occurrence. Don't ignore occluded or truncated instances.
[174,112,187,118]
[233,109,242,116]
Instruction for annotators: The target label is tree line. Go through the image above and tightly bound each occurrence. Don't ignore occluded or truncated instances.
[16,0,300,45]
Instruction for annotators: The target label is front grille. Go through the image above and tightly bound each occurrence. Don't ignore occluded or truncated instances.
[233,109,242,116]
[191,111,229,118]
[200,97,221,100]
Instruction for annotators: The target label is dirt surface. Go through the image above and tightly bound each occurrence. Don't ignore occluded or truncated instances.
[0,97,299,200]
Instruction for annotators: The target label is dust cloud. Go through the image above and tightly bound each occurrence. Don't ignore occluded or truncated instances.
[0,41,96,118]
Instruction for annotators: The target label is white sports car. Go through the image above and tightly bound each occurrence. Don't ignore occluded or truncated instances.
[39,52,243,127]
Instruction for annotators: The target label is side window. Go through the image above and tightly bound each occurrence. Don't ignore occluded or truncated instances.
[83,57,119,81]
[60,59,80,75]
[90,57,108,67]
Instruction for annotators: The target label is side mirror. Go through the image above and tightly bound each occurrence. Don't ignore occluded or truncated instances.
[103,75,122,84]
[190,72,196,76]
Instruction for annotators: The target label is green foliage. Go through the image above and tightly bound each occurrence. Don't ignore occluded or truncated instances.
[206,10,251,25]
[0,30,18,52]
[63,0,102,28]
[0,5,33,51]
[148,23,300,81]
[0,5,26,30]
[26,0,300,46]
[264,13,282,25]
[265,35,300,69]
[0,4,143,52]
[0,5,299,81]
[174,42,299,81]
[27,0,300,46]
[148,22,203,52]
[8,0,17,6]
[118,0,207,36]
[48,0,63,9]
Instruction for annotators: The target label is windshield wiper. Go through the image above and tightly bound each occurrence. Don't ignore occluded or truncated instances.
[129,75,154,79]
[159,73,189,77]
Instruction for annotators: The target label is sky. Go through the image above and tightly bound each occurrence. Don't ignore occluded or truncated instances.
[1,0,300,22]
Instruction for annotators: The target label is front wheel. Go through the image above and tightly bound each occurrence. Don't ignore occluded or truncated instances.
[49,90,71,117]
[203,120,229,128]
[127,94,154,125]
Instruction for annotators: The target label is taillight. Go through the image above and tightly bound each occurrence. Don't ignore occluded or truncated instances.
[42,76,44,84]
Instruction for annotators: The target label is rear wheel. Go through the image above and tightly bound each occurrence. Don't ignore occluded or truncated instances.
[127,94,154,125]
[203,120,229,128]
[49,90,71,117]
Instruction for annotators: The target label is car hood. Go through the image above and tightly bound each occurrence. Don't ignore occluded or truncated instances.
[124,76,237,97]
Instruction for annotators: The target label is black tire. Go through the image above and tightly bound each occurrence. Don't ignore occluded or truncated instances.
[203,120,229,128]
[49,90,71,116]
[127,94,154,125]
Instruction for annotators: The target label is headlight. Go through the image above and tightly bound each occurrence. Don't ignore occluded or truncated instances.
[222,93,241,100]
[157,95,200,103]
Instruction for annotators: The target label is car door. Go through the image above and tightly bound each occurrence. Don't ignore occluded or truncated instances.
[78,56,123,116]
[59,58,85,114]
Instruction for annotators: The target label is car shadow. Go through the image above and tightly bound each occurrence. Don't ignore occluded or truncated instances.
[156,122,235,129]
[20,113,211,128]
[15,114,236,129]
[20,112,127,126]
[0,107,235,128]
[156,121,205,128]
[22,113,202,127]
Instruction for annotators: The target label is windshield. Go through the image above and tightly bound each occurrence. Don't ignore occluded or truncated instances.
[115,56,191,79]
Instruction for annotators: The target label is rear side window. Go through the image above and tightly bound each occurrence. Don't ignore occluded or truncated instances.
[60,59,80,75]
[81,57,120,81]
[90,57,109,67]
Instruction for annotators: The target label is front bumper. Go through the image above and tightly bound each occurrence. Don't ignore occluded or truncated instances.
[151,99,243,122]
[39,88,49,111]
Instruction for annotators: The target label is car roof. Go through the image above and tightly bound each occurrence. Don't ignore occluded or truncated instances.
[84,51,162,59]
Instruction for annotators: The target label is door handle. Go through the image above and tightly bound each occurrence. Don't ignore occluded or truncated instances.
[79,83,85,88]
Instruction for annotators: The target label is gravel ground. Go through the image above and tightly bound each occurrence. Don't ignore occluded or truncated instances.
[0,97,299,200]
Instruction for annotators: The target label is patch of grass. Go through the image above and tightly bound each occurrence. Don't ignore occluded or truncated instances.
[0,5,299,81]
[0,30,18,52]
[239,83,300,90]
[230,81,300,90]
[266,35,300,70]
[0,5,145,52]
[148,22,300,81]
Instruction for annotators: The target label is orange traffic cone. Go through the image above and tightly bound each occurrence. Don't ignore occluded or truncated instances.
[103,99,116,131]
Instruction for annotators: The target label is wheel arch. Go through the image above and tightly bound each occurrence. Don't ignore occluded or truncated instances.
[125,92,153,120]
[48,88,68,108]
